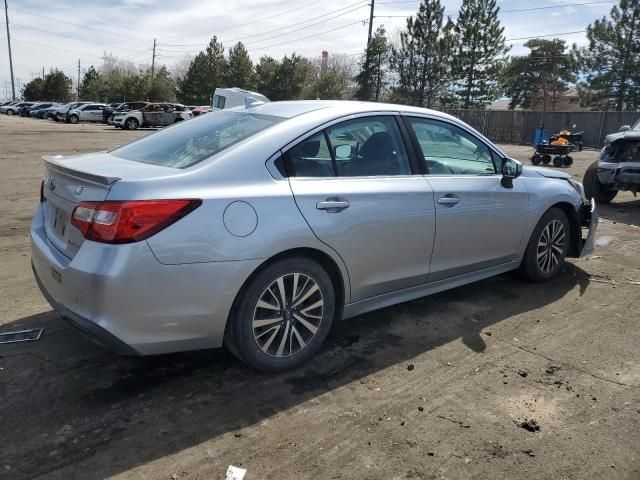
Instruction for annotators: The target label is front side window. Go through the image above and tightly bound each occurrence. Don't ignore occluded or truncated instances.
[407,117,496,175]
[286,116,412,178]
[111,112,284,168]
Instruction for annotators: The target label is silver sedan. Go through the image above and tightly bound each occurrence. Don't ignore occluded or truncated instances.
[31,101,597,371]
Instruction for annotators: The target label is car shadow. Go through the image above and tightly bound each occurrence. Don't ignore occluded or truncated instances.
[0,264,590,479]
[597,197,640,226]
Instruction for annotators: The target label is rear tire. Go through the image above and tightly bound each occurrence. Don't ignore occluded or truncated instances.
[553,156,564,167]
[531,154,542,165]
[6,109,14,116]
[583,160,617,204]
[226,256,335,372]
[520,208,570,283]
[565,155,573,167]
[541,154,551,165]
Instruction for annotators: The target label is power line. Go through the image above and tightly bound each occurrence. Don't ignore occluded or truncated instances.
[160,3,369,52]
[159,0,328,41]
[161,1,369,48]
[10,21,147,52]
[506,30,586,41]
[8,6,149,41]
[375,0,614,17]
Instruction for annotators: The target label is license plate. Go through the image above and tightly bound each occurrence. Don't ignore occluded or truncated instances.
[52,207,68,237]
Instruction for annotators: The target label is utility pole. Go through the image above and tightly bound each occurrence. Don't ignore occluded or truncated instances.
[151,38,156,81]
[4,0,16,100]
[367,0,375,45]
[76,59,80,100]
[42,66,44,80]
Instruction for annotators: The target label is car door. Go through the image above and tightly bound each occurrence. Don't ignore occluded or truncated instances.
[287,114,436,302]
[403,116,529,281]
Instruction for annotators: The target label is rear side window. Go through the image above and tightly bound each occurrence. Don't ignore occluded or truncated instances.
[286,132,336,177]
[111,112,284,169]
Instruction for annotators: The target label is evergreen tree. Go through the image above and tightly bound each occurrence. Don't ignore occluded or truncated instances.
[302,53,354,100]
[177,36,226,104]
[354,26,390,102]
[21,78,45,101]
[389,0,455,108]
[501,39,575,111]
[274,54,309,100]
[255,56,280,99]
[226,42,255,89]
[43,69,73,102]
[147,65,177,102]
[574,0,640,111]
[79,65,100,100]
[453,0,509,108]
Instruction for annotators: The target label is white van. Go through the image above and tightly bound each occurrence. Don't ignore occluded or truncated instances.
[212,88,269,110]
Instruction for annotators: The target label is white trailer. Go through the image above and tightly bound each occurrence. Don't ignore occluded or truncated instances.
[212,88,269,110]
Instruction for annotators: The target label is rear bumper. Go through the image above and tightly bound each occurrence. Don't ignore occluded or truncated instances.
[30,203,261,355]
[579,200,597,256]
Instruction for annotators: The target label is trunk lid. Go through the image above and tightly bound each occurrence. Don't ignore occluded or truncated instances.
[41,152,182,259]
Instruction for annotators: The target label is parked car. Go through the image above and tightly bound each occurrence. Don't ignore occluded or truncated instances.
[31,103,60,119]
[19,102,43,116]
[67,103,107,124]
[26,103,57,118]
[103,101,148,125]
[0,100,19,111]
[4,102,34,115]
[212,87,269,110]
[112,103,191,129]
[55,102,92,122]
[31,101,597,372]
[584,119,640,203]
[192,105,212,116]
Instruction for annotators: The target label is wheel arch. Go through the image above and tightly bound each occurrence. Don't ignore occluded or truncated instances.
[549,201,581,258]
[227,247,348,333]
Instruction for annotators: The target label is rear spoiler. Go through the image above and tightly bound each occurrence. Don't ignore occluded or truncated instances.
[42,155,121,186]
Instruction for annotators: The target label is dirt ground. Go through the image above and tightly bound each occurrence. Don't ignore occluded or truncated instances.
[0,115,639,480]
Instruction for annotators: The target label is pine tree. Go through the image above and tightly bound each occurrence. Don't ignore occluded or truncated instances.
[574,0,640,111]
[255,56,280,99]
[226,42,255,89]
[177,36,226,105]
[453,0,509,108]
[355,26,390,101]
[21,78,45,101]
[43,69,73,102]
[389,0,455,108]
[78,65,100,100]
[501,39,575,111]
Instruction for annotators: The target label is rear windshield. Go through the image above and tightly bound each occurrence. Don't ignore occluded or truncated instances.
[111,112,283,168]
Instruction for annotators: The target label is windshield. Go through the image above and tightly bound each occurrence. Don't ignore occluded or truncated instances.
[632,119,640,131]
[111,111,284,168]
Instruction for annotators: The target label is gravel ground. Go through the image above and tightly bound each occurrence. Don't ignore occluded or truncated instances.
[0,115,639,480]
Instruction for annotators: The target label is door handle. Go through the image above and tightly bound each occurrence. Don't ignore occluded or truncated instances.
[437,196,460,206]
[316,199,350,211]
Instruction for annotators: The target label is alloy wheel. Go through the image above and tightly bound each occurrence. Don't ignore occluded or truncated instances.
[536,219,565,273]
[252,273,323,358]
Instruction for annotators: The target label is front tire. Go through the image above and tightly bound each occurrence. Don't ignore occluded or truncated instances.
[226,257,335,372]
[124,117,139,130]
[520,208,570,283]
[6,109,14,116]
[584,161,617,204]
[69,114,79,124]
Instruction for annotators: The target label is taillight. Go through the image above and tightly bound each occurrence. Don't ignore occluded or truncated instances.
[71,199,201,244]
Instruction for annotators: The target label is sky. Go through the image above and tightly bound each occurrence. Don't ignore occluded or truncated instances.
[0,0,614,100]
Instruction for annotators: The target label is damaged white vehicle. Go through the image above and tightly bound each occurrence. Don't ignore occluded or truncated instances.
[112,103,191,129]
[585,119,640,203]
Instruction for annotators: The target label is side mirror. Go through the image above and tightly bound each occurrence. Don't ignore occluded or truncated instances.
[620,125,631,132]
[501,157,523,189]
[335,144,353,159]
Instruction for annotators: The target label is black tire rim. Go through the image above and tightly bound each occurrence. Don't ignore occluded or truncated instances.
[537,220,565,273]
